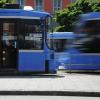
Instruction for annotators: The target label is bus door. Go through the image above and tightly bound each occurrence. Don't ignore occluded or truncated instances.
[18,19,45,72]
[0,20,18,70]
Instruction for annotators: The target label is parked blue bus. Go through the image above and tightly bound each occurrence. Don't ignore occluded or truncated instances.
[50,12,100,71]
[0,4,58,74]
[48,32,75,69]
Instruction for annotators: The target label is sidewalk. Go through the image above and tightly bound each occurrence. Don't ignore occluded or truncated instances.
[0,71,100,96]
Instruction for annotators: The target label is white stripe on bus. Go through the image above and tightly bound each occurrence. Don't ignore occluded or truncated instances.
[19,50,44,52]
[0,16,40,19]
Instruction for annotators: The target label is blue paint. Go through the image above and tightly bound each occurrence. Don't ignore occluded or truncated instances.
[67,65,100,70]
[80,12,100,21]
[0,9,51,18]
[18,51,45,71]
[64,50,100,70]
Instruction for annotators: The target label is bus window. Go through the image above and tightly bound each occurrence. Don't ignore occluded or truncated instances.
[53,39,68,52]
[47,37,69,52]
[74,20,100,53]
[47,32,74,51]
[2,22,17,48]
[19,19,43,50]
[76,20,100,35]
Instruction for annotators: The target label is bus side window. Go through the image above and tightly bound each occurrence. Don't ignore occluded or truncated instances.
[19,20,43,50]
[54,39,66,52]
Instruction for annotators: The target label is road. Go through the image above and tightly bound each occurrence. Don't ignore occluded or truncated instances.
[0,96,100,100]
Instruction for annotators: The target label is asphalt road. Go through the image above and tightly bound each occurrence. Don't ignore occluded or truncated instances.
[0,96,100,100]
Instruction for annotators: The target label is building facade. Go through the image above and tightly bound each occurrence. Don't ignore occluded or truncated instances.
[16,0,73,14]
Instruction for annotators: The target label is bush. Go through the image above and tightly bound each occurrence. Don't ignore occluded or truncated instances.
[54,25,73,32]
[55,0,100,32]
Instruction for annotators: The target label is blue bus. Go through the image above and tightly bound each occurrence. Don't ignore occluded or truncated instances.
[70,12,100,71]
[48,32,74,52]
[50,12,100,71]
[0,4,58,74]
[48,32,75,69]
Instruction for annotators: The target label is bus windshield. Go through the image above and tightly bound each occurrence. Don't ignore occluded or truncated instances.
[75,19,100,53]
[78,20,100,35]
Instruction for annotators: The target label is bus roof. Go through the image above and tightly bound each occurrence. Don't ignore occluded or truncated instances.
[80,12,100,21]
[48,32,75,39]
[0,9,51,19]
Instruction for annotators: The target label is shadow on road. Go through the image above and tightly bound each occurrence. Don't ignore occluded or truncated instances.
[0,73,65,78]
[64,70,100,75]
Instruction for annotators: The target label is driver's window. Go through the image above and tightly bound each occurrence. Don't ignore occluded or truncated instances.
[2,22,17,48]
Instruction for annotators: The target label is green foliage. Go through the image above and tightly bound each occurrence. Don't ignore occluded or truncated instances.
[6,0,15,3]
[0,0,6,8]
[54,26,66,32]
[0,0,15,8]
[92,3,100,12]
[55,0,100,32]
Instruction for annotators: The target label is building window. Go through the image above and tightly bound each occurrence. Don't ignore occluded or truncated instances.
[35,0,43,11]
[53,0,62,13]
[17,0,25,7]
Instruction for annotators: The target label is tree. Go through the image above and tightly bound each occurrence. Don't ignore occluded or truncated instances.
[0,0,15,8]
[55,0,100,32]
[6,0,15,3]
[0,0,6,8]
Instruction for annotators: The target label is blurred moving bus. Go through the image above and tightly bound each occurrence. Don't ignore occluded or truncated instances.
[49,12,100,71]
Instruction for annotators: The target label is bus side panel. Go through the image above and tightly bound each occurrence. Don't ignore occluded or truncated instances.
[67,65,100,70]
[65,54,100,70]
[49,60,58,73]
[18,51,45,71]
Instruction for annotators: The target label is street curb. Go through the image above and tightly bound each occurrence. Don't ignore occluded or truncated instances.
[0,91,100,97]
